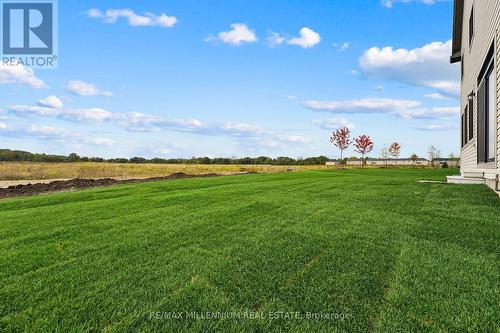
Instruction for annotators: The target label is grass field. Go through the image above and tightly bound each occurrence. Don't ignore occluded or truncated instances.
[0,162,333,181]
[0,169,498,332]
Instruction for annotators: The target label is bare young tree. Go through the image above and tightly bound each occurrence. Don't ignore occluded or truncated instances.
[389,142,401,160]
[428,145,441,167]
[380,145,389,166]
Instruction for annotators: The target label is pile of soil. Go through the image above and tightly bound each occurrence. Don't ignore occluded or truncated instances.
[0,172,223,199]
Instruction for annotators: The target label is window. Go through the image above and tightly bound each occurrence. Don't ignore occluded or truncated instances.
[477,44,496,164]
[462,97,474,147]
[469,6,474,47]
[461,111,466,148]
[461,55,464,80]
[487,67,496,161]
[468,97,474,141]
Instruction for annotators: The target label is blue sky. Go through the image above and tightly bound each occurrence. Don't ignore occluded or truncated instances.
[0,0,459,159]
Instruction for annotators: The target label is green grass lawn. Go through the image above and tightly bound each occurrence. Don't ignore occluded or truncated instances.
[0,169,498,332]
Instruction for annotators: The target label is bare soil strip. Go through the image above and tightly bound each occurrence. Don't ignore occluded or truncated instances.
[0,172,228,199]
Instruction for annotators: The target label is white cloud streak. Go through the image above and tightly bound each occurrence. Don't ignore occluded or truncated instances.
[0,123,115,146]
[9,105,117,122]
[0,61,46,88]
[333,42,351,51]
[304,98,459,119]
[38,95,64,109]
[266,31,286,47]
[381,0,450,8]
[424,92,450,100]
[67,80,113,97]
[8,102,309,148]
[312,117,356,130]
[413,122,459,131]
[87,8,177,28]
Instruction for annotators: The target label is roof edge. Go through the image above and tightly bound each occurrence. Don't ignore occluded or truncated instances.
[450,0,464,63]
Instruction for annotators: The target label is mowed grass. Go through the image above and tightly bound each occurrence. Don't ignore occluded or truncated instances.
[0,162,333,181]
[0,169,498,332]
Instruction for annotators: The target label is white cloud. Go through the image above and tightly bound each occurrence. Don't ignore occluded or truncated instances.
[305,98,420,113]
[38,95,63,109]
[304,98,459,119]
[334,42,351,51]
[27,124,76,138]
[122,112,207,133]
[287,27,321,48]
[8,100,310,151]
[312,117,356,130]
[67,80,113,97]
[9,105,59,117]
[125,114,268,137]
[0,122,7,129]
[424,92,450,100]
[9,105,117,122]
[287,95,298,100]
[398,106,459,119]
[267,31,285,47]
[279,135,310,143]
[381,0,449,8]
[121,113,310,150]
[87,8,177,28]
[2,123,116,146]
[8,103,267,137]
[359,40,460,98]
[0,61,46,88]
[207,24,257,45]
[220,122,265,136]
[85,138,115,146]
[135,142,185,158]
[87,8,102,18]
[373,85,384,92]
[340,42,351,51]
[70,108,117,122]
[242,134,310,151]
[414,122,459,131]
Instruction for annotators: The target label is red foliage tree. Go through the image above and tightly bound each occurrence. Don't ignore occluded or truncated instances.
[354,135,374,167]
[330,127,352,161]
[389,142,401,159]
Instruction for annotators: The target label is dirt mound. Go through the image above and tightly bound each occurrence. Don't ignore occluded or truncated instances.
[167,172,189,179]
[0,172,229,199]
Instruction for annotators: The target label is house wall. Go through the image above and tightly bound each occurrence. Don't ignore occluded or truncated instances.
[460,0,500,174]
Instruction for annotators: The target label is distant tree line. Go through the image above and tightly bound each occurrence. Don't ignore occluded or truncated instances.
[0,149,330,165]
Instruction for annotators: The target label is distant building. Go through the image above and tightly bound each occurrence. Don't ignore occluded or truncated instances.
[345,158,431,167]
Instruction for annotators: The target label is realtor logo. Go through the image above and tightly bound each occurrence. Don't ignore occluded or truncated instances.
[1,0,58,68]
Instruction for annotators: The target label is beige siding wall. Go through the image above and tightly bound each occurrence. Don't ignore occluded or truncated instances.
[460,0,500,172]
[497,27,500,169]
